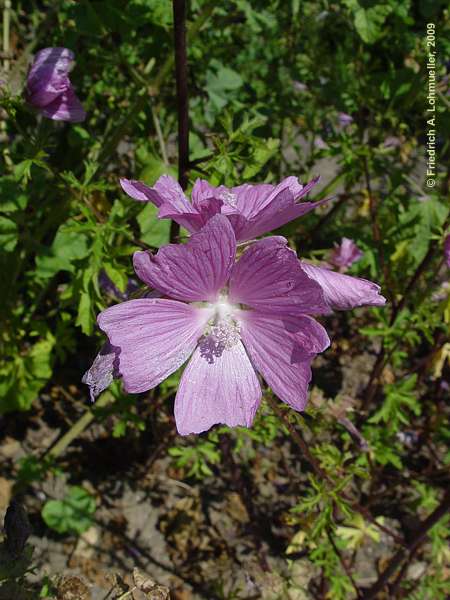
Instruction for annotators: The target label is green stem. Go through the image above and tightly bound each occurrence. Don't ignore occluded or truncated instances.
[44,392,113,461]
[3,0,11,71]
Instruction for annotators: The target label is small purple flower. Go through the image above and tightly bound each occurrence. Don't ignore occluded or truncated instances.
[444,234,450,268]
[337,112,353,127]
[26,47,86,122]
[120,174,326,243]
[329,238,363,270]
[314,136,328,150]
[383,136,401,148]
[96,215,385,435]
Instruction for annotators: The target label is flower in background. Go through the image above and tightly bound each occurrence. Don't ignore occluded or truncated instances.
[94,215,385,435]
[337,112,353,127]
[120,174,326,243]
[329,238,363,271]
[292,80,308,93]
[444,234,450,268]
[314,136,328,150]
[25,47,86,122]
[383,136,401,148]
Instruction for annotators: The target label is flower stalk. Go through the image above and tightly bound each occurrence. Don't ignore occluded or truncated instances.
[172,0,189,242]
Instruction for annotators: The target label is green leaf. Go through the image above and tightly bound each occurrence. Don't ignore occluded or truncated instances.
[0,216,18,252]
[103,262,128,293]
[35,222,90,278]
[242,137,280,179]
[0,177,28,212]
[75,290,94,335]
[353,5,392,44]
[0,333,55,413]
[137,202,171,248]
[42,486,96,535]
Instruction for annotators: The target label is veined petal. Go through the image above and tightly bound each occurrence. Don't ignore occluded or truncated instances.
[229,237,327,316]
[82,342,120,402]
[174,341,261,435]
[27,47,73,106]
[133,214,236,302]
[153,175,196,214]
[120,178,163,205]
[238,311,329,411]
[121,175,199,232]
[300,262,386,311]
[40,86,86,122]
[232,181,289,218]
[97,299,212,393]
[236,177,326,241]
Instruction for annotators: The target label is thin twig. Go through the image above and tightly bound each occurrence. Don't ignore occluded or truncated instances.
[360,490,450,600]
[43,392,113,461]
[326,528,361,599]
[151,104,169,166]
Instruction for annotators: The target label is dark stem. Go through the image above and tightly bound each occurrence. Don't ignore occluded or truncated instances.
[360,489,450,600]
[172,0,189,242]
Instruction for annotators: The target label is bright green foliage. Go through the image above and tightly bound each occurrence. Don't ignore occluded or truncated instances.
[41,486,96,535]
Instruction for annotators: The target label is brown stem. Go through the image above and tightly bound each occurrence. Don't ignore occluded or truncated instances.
[172,0,189,242]
[360,489,450,600]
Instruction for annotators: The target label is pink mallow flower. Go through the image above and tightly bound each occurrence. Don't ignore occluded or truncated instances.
[26,47,86,122]
[95,215,385,435]
[329,238,363,270]
[120,174,325,243]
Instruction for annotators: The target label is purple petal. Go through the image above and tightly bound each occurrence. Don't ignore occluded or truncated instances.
[153,175,196,215]
[338,112,353,126]
[120,175,200,233]
[174,341,261,435]
[329,238,363,269]
[26,47,74,107]
[239,311,329,411]
[133,214,236,302]
[229,237,327,316]
[230,177,328,241]
[40,85,86,122]
[120,178,163,205]
[82,342,120,402]
[227,182,277,218]
[300,262,386,311]
[97,299,212,393]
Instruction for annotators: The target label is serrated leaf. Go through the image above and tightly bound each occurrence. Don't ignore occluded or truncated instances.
[354,5,392,44]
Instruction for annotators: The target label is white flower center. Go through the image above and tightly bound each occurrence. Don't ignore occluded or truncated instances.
[198,294,241,363]
[220,191,238,208]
